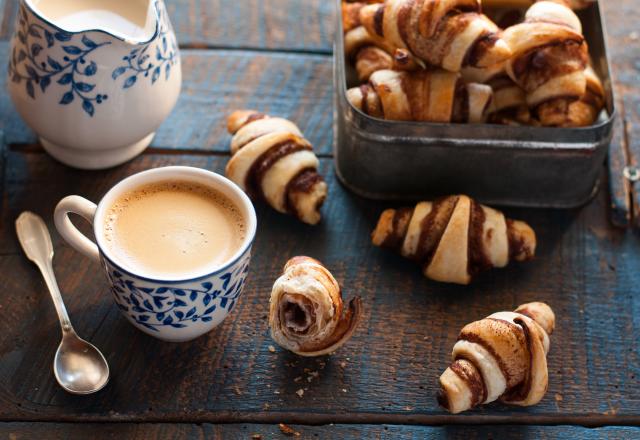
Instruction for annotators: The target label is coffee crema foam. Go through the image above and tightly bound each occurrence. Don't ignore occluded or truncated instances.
[103,180,246,278]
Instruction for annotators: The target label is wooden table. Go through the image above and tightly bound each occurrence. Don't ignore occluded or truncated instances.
[1,1,639,439]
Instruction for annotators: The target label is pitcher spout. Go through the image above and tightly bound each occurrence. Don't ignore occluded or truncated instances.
[24,0,161,45]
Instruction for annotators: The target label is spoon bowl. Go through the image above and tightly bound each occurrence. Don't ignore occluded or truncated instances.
[54,334,109,395]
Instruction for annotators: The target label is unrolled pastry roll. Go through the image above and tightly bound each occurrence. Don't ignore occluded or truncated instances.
[347,69,493,123]
[502,1,588,125]
[371,195,536,284]
[226,110,327,225]
[269,256,363,356]
[438,302,555,413]
[359,0,512,72]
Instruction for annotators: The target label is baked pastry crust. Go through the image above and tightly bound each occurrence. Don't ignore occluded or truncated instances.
[269,256,363,356]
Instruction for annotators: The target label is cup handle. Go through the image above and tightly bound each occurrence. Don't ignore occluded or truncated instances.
[54,195,100,263]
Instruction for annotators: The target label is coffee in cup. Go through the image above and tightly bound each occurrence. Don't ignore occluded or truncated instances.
[103,180,246,279]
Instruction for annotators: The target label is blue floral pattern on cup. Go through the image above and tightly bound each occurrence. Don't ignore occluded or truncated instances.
[111,3,178,89]
[101,247,251,340]
[8,4,111,116]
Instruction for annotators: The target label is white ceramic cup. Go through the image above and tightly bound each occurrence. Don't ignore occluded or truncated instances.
[54,166,257,342]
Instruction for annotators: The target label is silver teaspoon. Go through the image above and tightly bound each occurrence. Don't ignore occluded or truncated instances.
[16,211,109,395]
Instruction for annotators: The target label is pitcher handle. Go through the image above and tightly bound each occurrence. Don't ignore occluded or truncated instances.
[54,196,100,263]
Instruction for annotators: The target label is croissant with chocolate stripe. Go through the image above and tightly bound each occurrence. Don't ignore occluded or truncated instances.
[438,302,555,413]
[371,195,536,284]
[343,2,415,82]
[270,256,363,356]
[502,1,589,125]
[359,0,512,73]
[347,69,493,123]
[344,25,395,82]
[226,111,327,225]
[537,66,605,127]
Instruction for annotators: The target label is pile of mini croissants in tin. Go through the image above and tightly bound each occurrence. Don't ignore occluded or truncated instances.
[343,0,605,127]
[226,107,552,415]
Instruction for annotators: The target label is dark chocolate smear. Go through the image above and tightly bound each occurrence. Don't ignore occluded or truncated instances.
[381,207,414,250]
[450,359,487,407]
[415,196,459,266]
[374,5,385,36]
[467,200,493,277]
[245,140,312,201]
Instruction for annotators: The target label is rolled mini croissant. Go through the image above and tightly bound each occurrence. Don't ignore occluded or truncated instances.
[344,26,395,82]
[371,195,536,284]
[347,69,493,123]
[502,1,588,125]
[359,0,512,73]
[269,256,363,356]
[226,111,328,225]
[438,302,555,413]
[537,66,605,127]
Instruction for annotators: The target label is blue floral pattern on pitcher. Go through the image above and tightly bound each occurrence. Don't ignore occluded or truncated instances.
[111,3,178,89]
[8,4,111,116]
[7,0,180,117]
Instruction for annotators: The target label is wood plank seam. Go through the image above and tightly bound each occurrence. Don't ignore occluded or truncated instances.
[608,95,632,227]
[1,413,640,427]
[6,144,335,160]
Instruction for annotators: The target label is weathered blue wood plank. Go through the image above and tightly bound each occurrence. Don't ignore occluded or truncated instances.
[0,0,335,53]
[600,0,640,227]
[0,151,638,424]
[0,43,333,155]
[0,423,639,439]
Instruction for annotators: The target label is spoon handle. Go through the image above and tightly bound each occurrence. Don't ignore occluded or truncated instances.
[16,212,74,334]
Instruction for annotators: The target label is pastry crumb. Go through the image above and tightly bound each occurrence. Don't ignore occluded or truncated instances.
[296,388,304,398]
[252,434,262,440]
[340,361,347,368]
[268,345,276,353]
[279,423,301,436]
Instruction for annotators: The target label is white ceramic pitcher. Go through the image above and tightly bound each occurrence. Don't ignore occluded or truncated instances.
[7,0,182,169]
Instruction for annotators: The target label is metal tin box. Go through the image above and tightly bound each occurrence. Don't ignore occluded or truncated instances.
[333,0,615,208]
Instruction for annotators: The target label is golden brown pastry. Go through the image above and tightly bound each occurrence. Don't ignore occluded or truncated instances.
[226,111,327,225]
[502,1,589,125]
[347,69,493,123]
[371,195,536,284]
[537,66,605,127]
[438,302,555,413]
[358,0,512,72]
[344,25,395,82]
[269,256,363,357]
[462,63,532,125]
